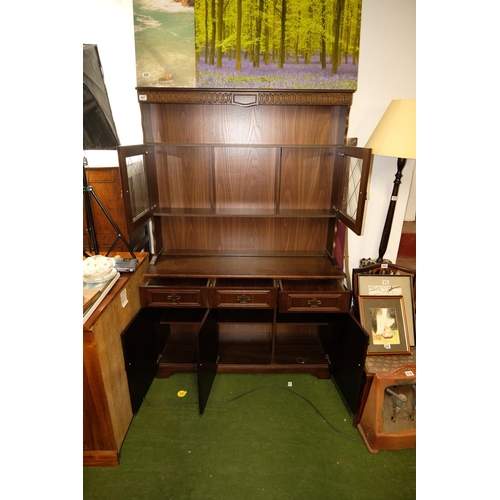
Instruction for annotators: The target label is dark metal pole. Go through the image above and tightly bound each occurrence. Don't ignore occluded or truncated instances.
[87,187,136,258]
[377,157,406,262]
[83,164,99,255]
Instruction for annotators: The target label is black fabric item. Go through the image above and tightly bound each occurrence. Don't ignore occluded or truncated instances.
[83,44,120,150]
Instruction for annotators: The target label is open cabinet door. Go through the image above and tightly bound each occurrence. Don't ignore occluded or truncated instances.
[197,309,219,414]
[121,308,169,414]
[333,146,372,235]
[322,313,369,416]
[117,145,158,252]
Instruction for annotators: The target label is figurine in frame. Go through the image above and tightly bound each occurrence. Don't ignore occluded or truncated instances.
[358,295,410,355]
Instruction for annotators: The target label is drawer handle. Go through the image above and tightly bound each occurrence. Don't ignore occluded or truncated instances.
[237,295,251,304]
[167,294,181,303]
[308,298,321,308]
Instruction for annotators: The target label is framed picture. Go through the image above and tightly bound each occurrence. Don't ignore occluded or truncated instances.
[133,1,362,90]
[358,296,410,355]
[355,274,416,346]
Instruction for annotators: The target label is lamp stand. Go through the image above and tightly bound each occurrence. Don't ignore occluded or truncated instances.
[376,157,406,263]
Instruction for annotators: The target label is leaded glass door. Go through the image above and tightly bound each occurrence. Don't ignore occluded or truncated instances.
[117,144,158,236]
[334,146,372,235]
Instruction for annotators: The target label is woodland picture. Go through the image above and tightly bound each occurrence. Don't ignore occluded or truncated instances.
[134,0,362,89]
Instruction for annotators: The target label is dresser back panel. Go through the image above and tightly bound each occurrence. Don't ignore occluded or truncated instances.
[141,103,347,145]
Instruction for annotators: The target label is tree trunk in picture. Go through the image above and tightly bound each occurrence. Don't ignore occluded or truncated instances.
[217,0,224,68]
[236,0,242,71]
[331,0,345,74]
[253,0,265,67]
[278,0,287,69]
[320,0,326,69]
[205,0,209,63]
[210,0,216,65]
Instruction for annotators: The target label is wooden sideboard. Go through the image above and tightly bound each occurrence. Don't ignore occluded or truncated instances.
[83,252,148,467]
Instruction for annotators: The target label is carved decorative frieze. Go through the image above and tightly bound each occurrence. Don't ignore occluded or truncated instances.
[137,88,353,106]
[138,90,233,104]
[258,92,352,106]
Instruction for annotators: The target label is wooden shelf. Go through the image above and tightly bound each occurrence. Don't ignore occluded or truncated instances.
[273,335,328,365]
[159,331,197,365]
[153,208,338,217]
[219,341,272,365]
[146,255,344,279]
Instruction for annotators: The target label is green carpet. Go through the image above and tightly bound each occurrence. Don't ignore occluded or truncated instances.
[83,373,416,499]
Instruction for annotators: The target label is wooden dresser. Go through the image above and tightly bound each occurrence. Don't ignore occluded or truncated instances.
[83,253,148,467]
[115,88,373,417]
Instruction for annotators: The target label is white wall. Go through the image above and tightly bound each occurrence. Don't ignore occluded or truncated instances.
[404,167,416,221]
[347,0,416,275]
[83,0,143,166]
[82,0,416,276]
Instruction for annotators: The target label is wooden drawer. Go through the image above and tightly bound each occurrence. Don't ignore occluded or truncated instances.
[140,278,211,307]
[279,279,350,313]
[210,278,278,308]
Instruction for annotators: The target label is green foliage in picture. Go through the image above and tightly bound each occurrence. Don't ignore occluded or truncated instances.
[134,0,362,89]
[195,0,362,89]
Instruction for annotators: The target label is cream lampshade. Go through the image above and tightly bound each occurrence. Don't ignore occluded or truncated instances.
[365,99,416,159]
[364,99,416,264]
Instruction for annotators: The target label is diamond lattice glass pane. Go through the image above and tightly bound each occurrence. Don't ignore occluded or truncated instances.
[342,156,363,220]
[126,154,150,221]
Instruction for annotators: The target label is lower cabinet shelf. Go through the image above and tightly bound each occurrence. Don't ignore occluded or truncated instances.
[155,309,202,377]
[274,332,329,365]
[155,308,334,379]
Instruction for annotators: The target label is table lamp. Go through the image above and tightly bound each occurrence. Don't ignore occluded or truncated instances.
[365,99,416,263]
